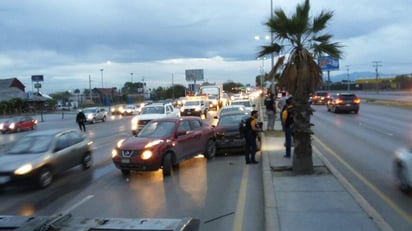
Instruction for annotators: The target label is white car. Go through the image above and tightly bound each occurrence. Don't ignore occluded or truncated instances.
[123,104,137,115]
[180,100,208,117]
[394,147,412,192]
[230,99,255,112]
[82,107,107,124]
[131,103,180,135]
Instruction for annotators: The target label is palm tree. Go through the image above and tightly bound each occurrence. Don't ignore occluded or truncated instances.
[258,0,343,174]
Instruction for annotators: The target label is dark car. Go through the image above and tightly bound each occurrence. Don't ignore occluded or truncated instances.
[326,93,360,113]
[310,91,330,105]
[112,117,216,177]
[0,129,93,189]
[213,112,261,155]
[0,116,38,134]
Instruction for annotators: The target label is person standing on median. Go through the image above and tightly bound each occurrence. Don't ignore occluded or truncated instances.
[76,110,87,132]
[244,110,263,164]
[264,92,276,131]
[281,97,294,158]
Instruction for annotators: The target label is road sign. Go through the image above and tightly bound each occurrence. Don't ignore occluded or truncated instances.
[318,56,339,71]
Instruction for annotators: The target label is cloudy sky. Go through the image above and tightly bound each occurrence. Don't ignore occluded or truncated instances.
[0,0,411,94]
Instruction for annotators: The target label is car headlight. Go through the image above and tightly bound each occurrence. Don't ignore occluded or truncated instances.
[14,163,33,175]
[141,150,153,160]
[10,123,15,129]
[195,107,201,111]
[87,114,93,119]
[180,108,185,112]
[111,149,119,158]
[131,117,139,130]
[0,123,3,129]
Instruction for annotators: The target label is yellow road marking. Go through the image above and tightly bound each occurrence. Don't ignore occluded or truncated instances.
[314,136,412,225]
[232,165,249,231]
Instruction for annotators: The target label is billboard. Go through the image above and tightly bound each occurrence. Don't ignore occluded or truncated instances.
[185,69,204,81]
[318,56,339,71]
[31,75,44,82]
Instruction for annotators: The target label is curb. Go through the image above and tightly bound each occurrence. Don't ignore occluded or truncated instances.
[261,132,280,231]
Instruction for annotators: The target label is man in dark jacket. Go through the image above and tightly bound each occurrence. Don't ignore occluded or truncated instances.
[76,110,87,132]
[281,97,294,158]
[264,93,276,131]
[244,110,263,164]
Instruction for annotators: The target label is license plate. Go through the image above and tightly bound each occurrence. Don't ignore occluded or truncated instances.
[187,112,191,115]
[345,104,351,106]
[0,176,10,184]
[121,158,130,164]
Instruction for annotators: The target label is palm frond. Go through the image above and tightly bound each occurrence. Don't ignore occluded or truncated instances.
[312,11,333,33]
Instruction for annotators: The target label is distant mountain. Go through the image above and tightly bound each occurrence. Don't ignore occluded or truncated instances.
[329,72,397,82]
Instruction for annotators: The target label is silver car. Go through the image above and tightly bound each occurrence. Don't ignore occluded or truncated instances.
[0,129,93,189]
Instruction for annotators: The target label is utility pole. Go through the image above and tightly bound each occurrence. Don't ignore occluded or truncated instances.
[345,65,350,91]
[172,73,175,99]
[270,0,275,94]
[89,74,92,101]
[373,61,382,94]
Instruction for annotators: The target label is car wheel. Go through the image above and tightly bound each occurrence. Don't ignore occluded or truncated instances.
[162,152,175,177]
[121,169,130,176]
[32,124,37,130]
[81,153,92,170]
[102,116,106,122]
[16,127,21,132]
[204,139,216,160]
[396,161,411,192]
[37,168,53,189]
[354,109,359,114]
[92,118,96,124]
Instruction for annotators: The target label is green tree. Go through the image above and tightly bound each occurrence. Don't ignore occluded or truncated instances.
[258,0,343,174]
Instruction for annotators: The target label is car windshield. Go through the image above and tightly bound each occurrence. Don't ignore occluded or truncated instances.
[185,101,200,106]
[218,114,247,126]
[82,109,95,114]
[138,121,175,138]
[231,101,251,107]
[220,107,246,115]
[7,135,53,154]
[339,94,357,100]
[141,106,165,114]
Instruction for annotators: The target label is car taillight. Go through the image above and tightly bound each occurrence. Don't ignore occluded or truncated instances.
[353,98,361,104]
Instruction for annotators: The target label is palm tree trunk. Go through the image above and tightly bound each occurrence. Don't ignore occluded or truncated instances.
[292,97,314,175]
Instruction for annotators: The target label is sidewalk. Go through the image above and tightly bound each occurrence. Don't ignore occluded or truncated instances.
[260,121,392,231]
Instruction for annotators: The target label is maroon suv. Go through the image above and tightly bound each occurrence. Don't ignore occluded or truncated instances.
[112,117,216,177]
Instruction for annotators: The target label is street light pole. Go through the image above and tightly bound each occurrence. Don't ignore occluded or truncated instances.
[270,0,275,94]
[100,69,104,88]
